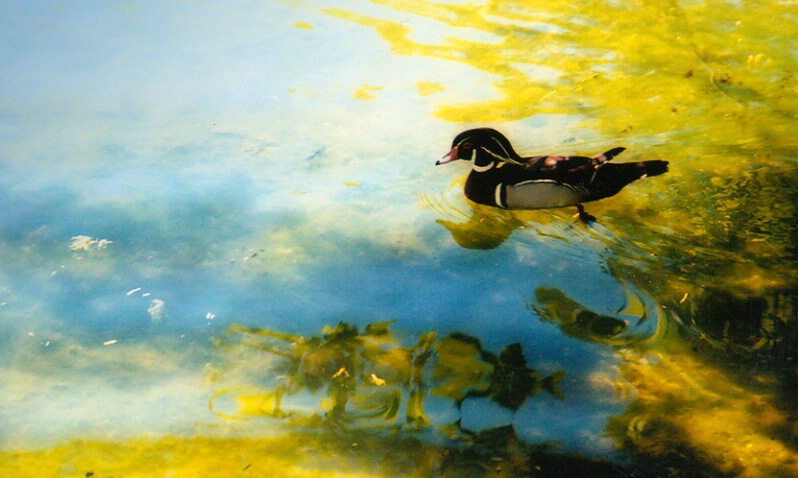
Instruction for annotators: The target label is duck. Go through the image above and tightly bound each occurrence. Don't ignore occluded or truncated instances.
[436,128,669,221]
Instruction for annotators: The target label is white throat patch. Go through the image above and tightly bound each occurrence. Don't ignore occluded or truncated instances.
[471,150,495,172]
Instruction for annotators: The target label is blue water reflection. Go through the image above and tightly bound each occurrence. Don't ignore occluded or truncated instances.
[0,149,658,456]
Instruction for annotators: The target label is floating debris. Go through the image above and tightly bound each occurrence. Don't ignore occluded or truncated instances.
[68,235,94,251]
[332,367,349,378]
[127,287,142,296]
[103,340,117,346]
[148,299,166,323]
[94,239,113,249]
[69,235,113,251]
[242,249,259,261]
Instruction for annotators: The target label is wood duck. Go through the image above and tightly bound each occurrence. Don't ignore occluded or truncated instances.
[436,128,669,221]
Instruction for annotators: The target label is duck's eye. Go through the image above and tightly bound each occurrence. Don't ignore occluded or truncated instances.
[461,141,472,149]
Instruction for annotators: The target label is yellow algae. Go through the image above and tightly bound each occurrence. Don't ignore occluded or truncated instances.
[0,435,441,478]
[2,427,627,478]
[5,3,797,477]
[353,83,383,100]
[415,80,445,96]
[608,336,798,478]
[430,334,492,401]
[321,0,796,160]
[294,21,314,30]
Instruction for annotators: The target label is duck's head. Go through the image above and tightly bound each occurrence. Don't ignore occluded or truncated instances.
[436,128,523,167]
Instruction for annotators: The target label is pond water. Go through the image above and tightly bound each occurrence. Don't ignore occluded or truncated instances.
[1,1,797,477]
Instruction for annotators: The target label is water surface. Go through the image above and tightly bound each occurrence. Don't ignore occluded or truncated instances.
[1,1,797,477]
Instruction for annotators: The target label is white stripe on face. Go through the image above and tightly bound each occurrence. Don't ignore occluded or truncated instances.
[471,147,494,172]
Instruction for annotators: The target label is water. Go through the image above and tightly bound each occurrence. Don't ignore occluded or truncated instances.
[1,1,797,476]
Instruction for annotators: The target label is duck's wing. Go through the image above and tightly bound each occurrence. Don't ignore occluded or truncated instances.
[593,147,626,163]
[520,147,626,173]
[519,155,592,174]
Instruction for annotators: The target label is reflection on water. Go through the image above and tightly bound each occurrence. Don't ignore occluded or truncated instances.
[420,176,601,251]
[420,178,525,250]
[608,332,798,478]
[210,322,564,430]
[531,285,664,347]
[2,0,798,476]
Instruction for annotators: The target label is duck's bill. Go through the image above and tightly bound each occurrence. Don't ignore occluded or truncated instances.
[436,146,458,165]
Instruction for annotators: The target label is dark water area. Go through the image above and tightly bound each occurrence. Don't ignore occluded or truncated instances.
[1,1,797,477]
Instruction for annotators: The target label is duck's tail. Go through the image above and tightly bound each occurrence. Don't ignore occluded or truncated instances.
[638,159,669,178]
[585,159,669,202]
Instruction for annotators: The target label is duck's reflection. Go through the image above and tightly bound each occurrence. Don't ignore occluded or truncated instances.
[422,181,530,250]
[424,185,585,250]
[436,210,524,250]
[211,322,565,431]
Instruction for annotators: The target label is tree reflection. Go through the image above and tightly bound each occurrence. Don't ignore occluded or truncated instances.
[529,285,798,476]
[211,322,564,431]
